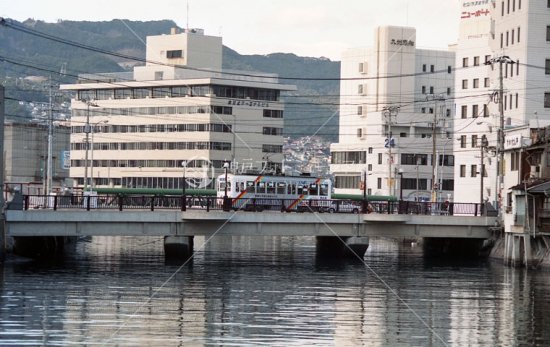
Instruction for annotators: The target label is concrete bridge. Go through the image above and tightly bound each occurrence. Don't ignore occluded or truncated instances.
[5,201,498,259]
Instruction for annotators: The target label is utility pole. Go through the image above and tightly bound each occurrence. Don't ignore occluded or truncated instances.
[428,94,445,202]
[382,106,399,196]
[485,56,514,219]
[0,85,5,260]
[46,76,53,196]
[480,141,485,209]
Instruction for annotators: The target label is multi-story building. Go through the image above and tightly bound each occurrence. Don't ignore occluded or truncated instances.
[454,0,550,208]
[330,26,455,201]
[4,122,70,194]
[61,28,295,191]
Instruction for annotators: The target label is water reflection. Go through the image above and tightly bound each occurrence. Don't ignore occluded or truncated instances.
[0,236,549,346]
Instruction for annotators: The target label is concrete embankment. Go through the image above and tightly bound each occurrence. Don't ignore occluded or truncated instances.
[490,232,550,269]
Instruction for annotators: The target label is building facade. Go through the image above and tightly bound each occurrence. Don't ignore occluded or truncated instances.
[61,29,295,191]
[4,122,70,194]
[330,26,455,201]
[454,0,550,208]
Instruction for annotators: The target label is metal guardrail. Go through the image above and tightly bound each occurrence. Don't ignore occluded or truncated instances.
[19,194,488,216]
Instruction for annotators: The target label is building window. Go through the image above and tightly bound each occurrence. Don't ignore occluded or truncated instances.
[544,93,550,108]
[460,165,466,177]
[368,147,373,154]
[429,86,434,94]
[547,26,550,42]
[357,128,363,138]
[263,109,283,118]
[422,86,426,94]
[484,77,490,87]
[262,127,283,136]
[506,31,509,46]
[377,177,382,189]
[483,104,489,117]
[331,151,366,164]
[460,135,467,148]
[511,29,515,45]
[447,87,451,95]
[422,64,426,72]
[401,153,427,165]
[472,135,478,148]
[472,104,479,118]
[378,153,383,164]
[546,59,550,74]
[357,106,363,115]
[518,27,520,43]
[474,56,480,66]
[461,105,468,119]
[462,80,468,89]
[516,93,519,108]
[421,107,426,113]
[473,78,479,88]
[517,60,519,75]
[500,33,503,48]
[462,57,469,67]
[262,144,283,153]
[430,65,435,72]
[446,109,451,117]
[448,66,452,74]
[334,176,361,189]
[485,55,491,64]
[166,50,183,58]
[471,165,478,177]
[358,84,363,94]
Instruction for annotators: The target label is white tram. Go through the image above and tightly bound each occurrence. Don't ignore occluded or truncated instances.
[217,173,332,211]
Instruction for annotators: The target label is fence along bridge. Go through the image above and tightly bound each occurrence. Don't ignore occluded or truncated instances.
[5,194,498,259]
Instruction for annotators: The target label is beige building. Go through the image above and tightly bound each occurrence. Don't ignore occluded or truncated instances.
[60,28,295,191]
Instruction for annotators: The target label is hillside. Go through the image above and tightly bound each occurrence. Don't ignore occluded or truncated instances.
[0,18,340,140]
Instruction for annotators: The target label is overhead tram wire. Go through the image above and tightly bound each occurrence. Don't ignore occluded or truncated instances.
[2,17,473,83]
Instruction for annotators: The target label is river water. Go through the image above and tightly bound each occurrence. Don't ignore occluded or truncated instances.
[0,236,549,346]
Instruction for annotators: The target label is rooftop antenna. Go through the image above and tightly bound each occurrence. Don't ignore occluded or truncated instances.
[186,0,190,31]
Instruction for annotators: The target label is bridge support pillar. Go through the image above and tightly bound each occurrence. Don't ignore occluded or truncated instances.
[316,236,369,259]
[164,236,194,260]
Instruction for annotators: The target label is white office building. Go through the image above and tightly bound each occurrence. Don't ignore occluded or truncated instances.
[330,26,455,201]
[454,0,550,207]
[61,28,295,191]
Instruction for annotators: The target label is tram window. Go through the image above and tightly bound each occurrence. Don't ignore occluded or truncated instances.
[309,184,318,196]
[246,181,255,193]
[257,182,266,193]
[288,184,296,195]
[320,184,329,196]
[302,185,309,195]
[267,182,275,194]
[277,182,286,194]
[227,180,232,192]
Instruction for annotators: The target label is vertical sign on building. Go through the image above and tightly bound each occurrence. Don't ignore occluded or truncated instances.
[61,151,70,170]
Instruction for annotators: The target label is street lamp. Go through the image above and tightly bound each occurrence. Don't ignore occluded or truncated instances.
[90,119,108,191]
[82,100,98,192]
[222,161,231,211]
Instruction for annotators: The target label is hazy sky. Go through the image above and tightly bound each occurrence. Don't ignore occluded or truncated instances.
[0,0,460,60]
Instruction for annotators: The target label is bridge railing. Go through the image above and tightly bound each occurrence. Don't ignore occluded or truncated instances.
[18,194,487,216]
